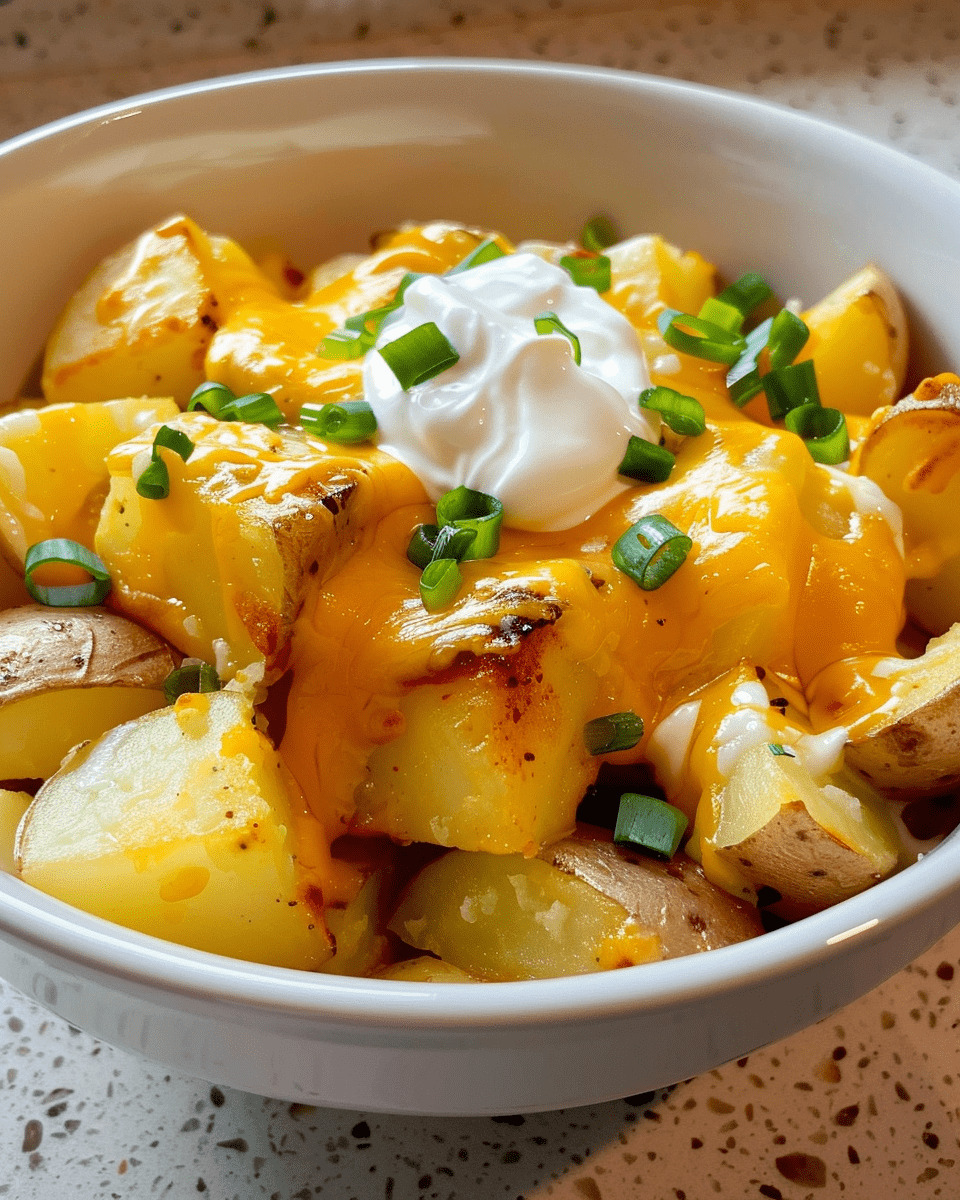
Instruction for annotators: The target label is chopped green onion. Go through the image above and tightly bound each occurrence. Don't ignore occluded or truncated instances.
[345,302,402,338]
[188,380,234,417]
[768,743,796,757]
[725,316,773,407]
[163,662,221,705]
[614,793,688,860]
[447,239,506,275]
[583,711,644,755]
[300,399,377,444]
[767,308,810,372]
[430,524,477,563]
[435,485,504,560]
[639,386,706,437]
[560,254,611,293]
[784,404,850,465]
[765,358,820,421]
[153,424,195,462]
[716,272,773,317]
[137,423,196,499]
[697,296,744,335]
[24,538,111,607]
[612,514,692,591]
[407,523,442,569]
[657,308,747,366]
[581,215,618,253]
[317,327,371,360]
[379,322,461,390]
[534,311,582,365]
[617,435,675,484]
[187,381,284,427]
[227,392,284,429]
[135,457,170,500]
[407,523,476,569]
[420,556,462,610]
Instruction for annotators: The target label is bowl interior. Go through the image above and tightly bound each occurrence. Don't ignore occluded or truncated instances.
[2,60,960,1035]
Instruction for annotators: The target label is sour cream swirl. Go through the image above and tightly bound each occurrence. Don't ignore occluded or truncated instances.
[363,253,656,531]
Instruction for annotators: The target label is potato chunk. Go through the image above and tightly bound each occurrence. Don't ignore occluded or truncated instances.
[354,628,601,856]
[844,624,960,799]
[0,790,31,873]
[709,742,899,916]
[41,216,236,407]
[96,413,420,677]
[0,605,177,781]
[855,382,960,634]
[388,849,659,981]
[798,264,908,417]
[541,828,763,956]
[16,689,332,969]
[0,397,177,568]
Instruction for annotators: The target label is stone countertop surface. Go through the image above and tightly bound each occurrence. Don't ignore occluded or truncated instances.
[3,1,960,1197]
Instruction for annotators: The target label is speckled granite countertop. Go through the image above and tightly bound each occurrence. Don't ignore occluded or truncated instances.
[3,2,960,1197]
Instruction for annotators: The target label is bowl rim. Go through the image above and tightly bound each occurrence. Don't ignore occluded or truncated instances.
[2,56,960,1032]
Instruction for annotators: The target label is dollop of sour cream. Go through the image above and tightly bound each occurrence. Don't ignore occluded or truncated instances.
[363,253,656,531]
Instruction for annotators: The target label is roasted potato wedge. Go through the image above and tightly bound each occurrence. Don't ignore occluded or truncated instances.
[387,847,659,981]
[797,263,908,417]
[0,605,177,781]
[708,742,899,917]
[844,624,960,798]
[16,689,332,969]
[375,957,483,983]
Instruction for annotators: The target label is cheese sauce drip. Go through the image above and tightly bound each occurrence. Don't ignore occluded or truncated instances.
[363,253,656,531]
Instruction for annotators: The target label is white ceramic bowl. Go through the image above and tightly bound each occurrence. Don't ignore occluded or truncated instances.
[2,60,960,1117]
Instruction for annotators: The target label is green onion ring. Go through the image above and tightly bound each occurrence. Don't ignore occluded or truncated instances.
[435,485,504,560]
[24,538,111,607]
[300,399,377,444]
[419,557,462,611]
[614,793,688,860]
[163,662,222,705]
[657,308,747,366]
[583,711,644,755]
[617,436,675,484]
[639,386,706,437]
[533,311,582,365]
[784,404,850,465]
[612,514,692,591]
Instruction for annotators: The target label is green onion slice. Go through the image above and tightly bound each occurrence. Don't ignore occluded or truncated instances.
[784,404,850,465]
[447,239,506,275]
[24,538,111,607]
[407,523,442,569]
[435,485,504,560]
[135,456,170,500]
[725,316,773,408]
[614,793,688,860]
[767,308,810,372]
[657,308,747,366]
[163,662,222,705]
[188,380,235,417]
[153,424,194,462]
[420,557,462,611]
[716,272,773,317]
[534,311,582,365]
[396,271,426,300]
[300,399,377,444]
[379,322,461,390]
[317,327,371,360]
[581,215,618,253]
[560,254,612,293]
[344,302,401,338]
[765,358,820,421]
[697,296,744,335]
[225,392,284,429]
[617,436,675,484]
[768,743,796,757]
[430,524,477,563]
[583,711,644,755]
[612,514,692,591]
[639,386,706,437]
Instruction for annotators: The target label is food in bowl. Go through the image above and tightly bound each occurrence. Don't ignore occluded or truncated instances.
[2,211,958,981]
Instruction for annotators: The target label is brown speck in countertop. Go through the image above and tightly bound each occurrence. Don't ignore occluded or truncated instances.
[775,1151,827,1186]
[21,1119,42,1152]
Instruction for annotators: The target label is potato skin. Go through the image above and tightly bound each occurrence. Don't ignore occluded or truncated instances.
[0,605,178,705]
[540,826,763,957]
